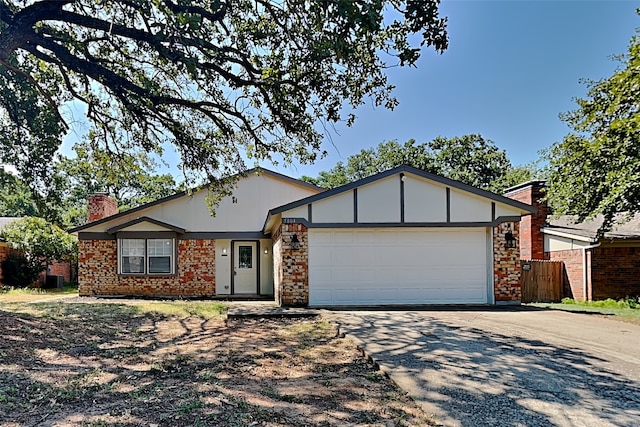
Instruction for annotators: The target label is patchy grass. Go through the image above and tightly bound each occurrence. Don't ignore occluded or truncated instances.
[0,299,435,426]
[530,297,640,325]
[0,284,78,303]
[129,300,229,319]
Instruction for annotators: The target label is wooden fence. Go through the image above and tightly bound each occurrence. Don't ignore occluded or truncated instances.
[520,260,564,303]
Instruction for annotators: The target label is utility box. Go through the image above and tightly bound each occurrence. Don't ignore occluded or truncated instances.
[44,275,64,289]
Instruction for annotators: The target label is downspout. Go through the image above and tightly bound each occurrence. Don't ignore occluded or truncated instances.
[582,241,601,301]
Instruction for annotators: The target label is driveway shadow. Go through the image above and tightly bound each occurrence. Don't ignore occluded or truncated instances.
[328,310,640,427]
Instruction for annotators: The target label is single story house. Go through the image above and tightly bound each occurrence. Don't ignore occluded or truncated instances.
[504,181,640,301]
[71,166,535,306]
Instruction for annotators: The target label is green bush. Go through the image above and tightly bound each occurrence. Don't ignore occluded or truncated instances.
[0,253,42,288]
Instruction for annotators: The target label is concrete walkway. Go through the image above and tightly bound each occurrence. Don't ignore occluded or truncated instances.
[324,307,640,427]
[226,301,320,319]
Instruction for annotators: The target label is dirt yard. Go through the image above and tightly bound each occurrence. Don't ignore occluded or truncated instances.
[0,297,436,426]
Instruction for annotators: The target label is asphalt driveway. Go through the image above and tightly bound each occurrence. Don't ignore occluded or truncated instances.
[323,307,640,427]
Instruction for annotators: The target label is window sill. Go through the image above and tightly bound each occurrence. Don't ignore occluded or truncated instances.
[118,273,177,278]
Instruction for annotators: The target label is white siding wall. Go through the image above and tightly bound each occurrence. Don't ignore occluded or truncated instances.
[495,202,522,219]
[312,191,354,223]
[118,222,173,232]
[358,176,401,222]
[259,239,274,294]
[82,174,319,233]
[404,175,447,222]
[215,239,232,294]
[545,235,591,251]
[283,205,308,220]
[449,189,492,222]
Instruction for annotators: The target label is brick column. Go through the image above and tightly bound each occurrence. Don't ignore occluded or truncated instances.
[493,221,522,303]
[503,181,547,260]
[274,222,308,306]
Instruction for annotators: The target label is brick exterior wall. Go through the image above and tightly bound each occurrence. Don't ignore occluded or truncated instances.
[47,261,72,282]
[273,222,308,306]
[493,222,522,303]
[0,243,18,282]
[547,249,585,300]
[78,239,216,296]
[88,193,118,222]
[503,181,547,260]
[591,246,640,300]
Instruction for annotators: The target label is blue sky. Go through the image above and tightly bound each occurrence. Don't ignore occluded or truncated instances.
[52,1,639,181]
[276,0,640,179]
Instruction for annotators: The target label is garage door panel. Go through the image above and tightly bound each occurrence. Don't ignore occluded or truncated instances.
[309,228,489,306]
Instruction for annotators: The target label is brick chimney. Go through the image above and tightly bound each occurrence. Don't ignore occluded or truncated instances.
[503,181,547,260]
[87,193,118,222]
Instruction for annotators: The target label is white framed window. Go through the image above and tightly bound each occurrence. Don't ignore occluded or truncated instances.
[118,238,175,275]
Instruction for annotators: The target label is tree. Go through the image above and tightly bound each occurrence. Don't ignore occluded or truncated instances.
[1,217,78,285]
[304,135,522,192]
[0,0,449,205]
[546,33,640,231]
[0,169,37,217]
[57,142,179,226]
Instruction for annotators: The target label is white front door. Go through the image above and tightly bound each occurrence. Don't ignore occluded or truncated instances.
[234,242,258,294]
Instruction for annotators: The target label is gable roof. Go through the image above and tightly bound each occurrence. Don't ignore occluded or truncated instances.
[544,213,640,242]
[266,165,536,220]
[106,217,186,234]
[69,168,324,233]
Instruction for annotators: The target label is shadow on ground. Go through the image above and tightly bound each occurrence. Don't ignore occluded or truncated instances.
[0,301,432,426]
[330,309,640,427]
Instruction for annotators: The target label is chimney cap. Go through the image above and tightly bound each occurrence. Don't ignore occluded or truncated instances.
[503,180,546,195]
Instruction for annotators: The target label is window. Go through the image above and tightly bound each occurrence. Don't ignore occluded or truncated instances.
[238,246,252,268]
[119,238,174,275]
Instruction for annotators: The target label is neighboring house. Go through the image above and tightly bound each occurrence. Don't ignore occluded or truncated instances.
[505,181,640,301]
[0,216,74,285]
[1,217,24,283]
[70,166,535,307]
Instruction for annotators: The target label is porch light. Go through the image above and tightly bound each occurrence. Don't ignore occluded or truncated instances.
[505,228,517,249]
[221,248,227,256]
[264,248,268,254]
[291,234,301,250]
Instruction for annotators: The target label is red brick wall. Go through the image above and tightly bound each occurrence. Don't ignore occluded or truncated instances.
[547,249,584,300]
[591,246,640,300]
[88,194,118,222]
[274,222,308,306]
[78,239,216,296]
[0,243,18,282]
[493,222,522,302]
[504,182,547,260]
[47,262,72,282]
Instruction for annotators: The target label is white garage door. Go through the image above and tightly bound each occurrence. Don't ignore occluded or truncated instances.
[308,228,490,306]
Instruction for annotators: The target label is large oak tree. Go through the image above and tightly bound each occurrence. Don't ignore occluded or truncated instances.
[546,32,640,231]
[0,0,448,203]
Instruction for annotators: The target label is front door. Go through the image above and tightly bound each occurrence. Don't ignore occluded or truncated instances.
[233,241,258,294]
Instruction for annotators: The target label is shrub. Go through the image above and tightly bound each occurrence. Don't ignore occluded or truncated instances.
[0,253,42,288]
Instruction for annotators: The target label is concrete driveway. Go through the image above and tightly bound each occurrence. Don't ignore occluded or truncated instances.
[323,307,640,427]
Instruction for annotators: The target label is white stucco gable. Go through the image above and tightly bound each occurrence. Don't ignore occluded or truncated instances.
[72,169,323,235]
[264,165,535,233]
